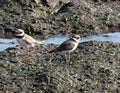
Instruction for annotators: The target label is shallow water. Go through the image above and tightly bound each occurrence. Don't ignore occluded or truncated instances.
[80,32,120,43]
[0,32,120,51]
[44,32,120,44]
[0,39,17,51]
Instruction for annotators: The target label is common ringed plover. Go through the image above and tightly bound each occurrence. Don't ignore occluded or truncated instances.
[49,34,80,62]
[15,29,44,57]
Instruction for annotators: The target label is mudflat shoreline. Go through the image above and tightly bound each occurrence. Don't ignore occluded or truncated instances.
[0,0,120,93]
[0,41,119,93]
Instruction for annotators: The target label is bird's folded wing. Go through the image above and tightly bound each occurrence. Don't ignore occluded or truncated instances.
[58,41,74,51]
[24,34,42,44]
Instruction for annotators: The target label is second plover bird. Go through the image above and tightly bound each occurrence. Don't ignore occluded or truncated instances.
[49,34,80,62]
[15,29,44,57]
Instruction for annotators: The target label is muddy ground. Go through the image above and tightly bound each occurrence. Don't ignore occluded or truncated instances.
[0,0,120,38]
[0,0,120,93]
[0,41,120,93]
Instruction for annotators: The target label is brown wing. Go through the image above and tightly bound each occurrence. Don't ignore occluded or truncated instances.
[49,39,75,53]
[58,40,74,50]
[23,34,37,44]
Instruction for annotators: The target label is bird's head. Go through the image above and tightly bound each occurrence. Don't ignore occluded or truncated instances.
[71,34,80,43]
[15,29,25,37]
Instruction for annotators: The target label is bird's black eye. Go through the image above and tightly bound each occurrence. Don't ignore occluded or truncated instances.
[15,32,23,34]
[76,37,79,39]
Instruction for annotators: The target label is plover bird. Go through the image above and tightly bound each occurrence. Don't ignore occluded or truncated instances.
[15,29,44,57]
[49,34,80,62]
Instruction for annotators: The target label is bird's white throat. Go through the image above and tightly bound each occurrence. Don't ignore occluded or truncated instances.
[72,38,80,43]
[15,32,25,37]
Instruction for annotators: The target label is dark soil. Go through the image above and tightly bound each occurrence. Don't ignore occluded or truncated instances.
[0,0,120,38]
[0,0,120,93]
[0,41,119,93]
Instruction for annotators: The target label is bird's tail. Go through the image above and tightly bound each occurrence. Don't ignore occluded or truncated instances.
[49,49,56,53]
[36,40,44,44]
[49,50,54,53]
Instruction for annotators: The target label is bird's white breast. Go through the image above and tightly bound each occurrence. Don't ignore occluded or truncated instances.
[71,42,78,52]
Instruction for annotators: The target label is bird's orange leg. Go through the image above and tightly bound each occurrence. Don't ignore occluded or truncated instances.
[25,48,30,57]
[68,53,70,62]
[64,53,69,62]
